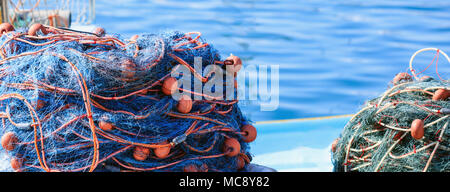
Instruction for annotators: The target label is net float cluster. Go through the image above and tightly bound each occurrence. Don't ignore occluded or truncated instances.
[0,23,258,172]
[331,71,450,172]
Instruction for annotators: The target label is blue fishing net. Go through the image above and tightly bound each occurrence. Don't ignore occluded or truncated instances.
[0,25,253,172]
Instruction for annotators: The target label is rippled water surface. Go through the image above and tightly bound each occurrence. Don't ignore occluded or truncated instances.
[95,0,450,122]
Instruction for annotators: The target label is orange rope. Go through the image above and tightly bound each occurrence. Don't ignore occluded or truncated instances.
[50,52,99,172]
[111,152,226,171]
[0,93,49,171]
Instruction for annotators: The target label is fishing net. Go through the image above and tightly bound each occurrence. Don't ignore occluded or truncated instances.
[332,48,450,172]
[0,23,256,172]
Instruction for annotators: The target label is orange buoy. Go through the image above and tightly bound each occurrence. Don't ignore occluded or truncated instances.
[10,157,22,171]
[133,146,150,161]
[28,23,48,36]
[177,95,192,113]
[432,89,449,101]
[99,121,114,132]
[32,99,46,110]
[35,99,46,110]
[121,59,137,79]
[36,100,45,110]
[236,153,249,170]
[154,141,171,159]
[0,23,18,53]
[93,27,106,37]
[35,92,47,110]
[241,124,257,143]
[162,77,178,95]
[222,138,240,157]
[99,115,114,131]
[393,72,412,85]
[224,54,242,74]
[331,138,339,153]
[1,132,18,151]
[0,23,15,35]
[236,156,245,170]
[410,119,424,140]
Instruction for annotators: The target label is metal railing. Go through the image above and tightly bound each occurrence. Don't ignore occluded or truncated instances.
[0,0,95,28]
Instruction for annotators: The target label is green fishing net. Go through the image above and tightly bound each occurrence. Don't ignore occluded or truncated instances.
[332,77,449,172]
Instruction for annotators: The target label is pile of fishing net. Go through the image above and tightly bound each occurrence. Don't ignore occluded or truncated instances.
[332,50,450,172]
[0,23,257,172]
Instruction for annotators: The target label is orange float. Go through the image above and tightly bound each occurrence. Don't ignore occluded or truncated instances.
[28,23,48,36]
[34,92,46,110]
[236,153,249,170]
[0,23,15,35]
[121,59,137,79]
[154,141,171,159]
[410,119,424,140]
[224,54,242,74]
[177,95,192,113]
[10,157,22,171]
[432,89,449,101]
[93,27,106,37]
[331,138,339,153]
[35,100,46,110]
[99,115,114,131]
[133,146,150,161]
[162,77,178,95]
[1,132,18,151]
[241,124,257,143]
[1,23,17,53]
[392,72,412,85]
[236,156,245,170]
[222,138,240,157]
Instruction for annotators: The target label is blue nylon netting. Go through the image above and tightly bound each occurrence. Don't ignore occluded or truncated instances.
[0,24,253,172]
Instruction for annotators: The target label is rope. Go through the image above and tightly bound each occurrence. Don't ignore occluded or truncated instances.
[333,48,450,172]
[0,24,252,172]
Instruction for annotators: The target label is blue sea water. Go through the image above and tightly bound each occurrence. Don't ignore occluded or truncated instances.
[95,0,450,122]
[3,0,449,172]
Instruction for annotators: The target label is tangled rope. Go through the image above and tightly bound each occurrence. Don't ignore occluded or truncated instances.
[0,22,256,172]
[332,48,450,172]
